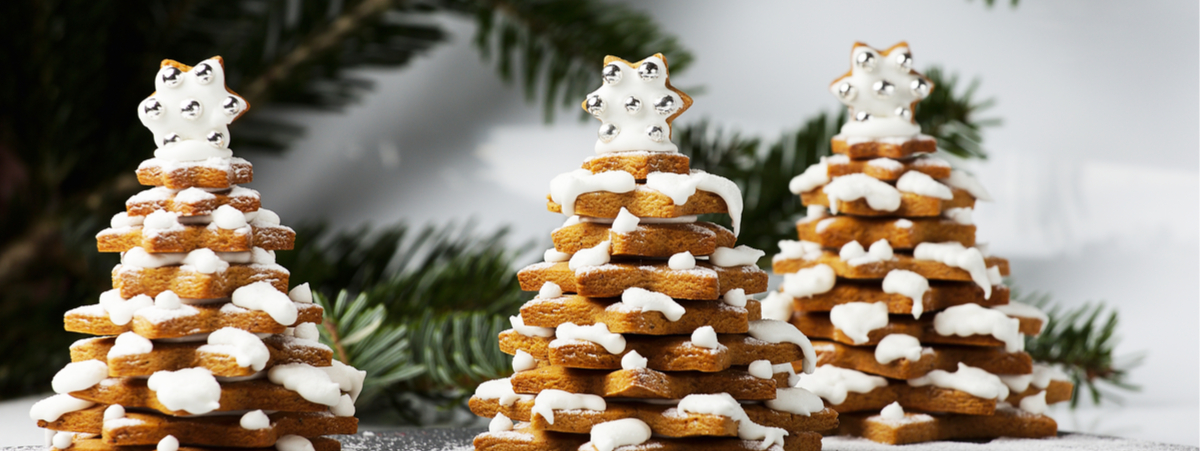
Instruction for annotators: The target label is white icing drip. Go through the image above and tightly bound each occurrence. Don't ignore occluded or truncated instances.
[722,288,747,308]
[880,401,905,420]
[823,174,901,214]
[549,170,635,216]
[331,394,356,417]
[797,205,828,224]
[147,368,221,414]
[830,302,889,345]
[107,332,153,358]
[531,389,606,425]
[944,207,974,225]
[1000,363,1070,393]
[1019,390,1048,414]
[621,350,648,370]
[748,320,817,374]
[710,245,765,267]
[788,160,830,194]
[934,304,1023,352]
[895,219,913,228]
[583,215,698,224]
[52,432,76,450]
[667,251,695,270]
[512,350,537,373]
[475,378,532,406]
[29,395,95,422]
[816,217,837,233]
[991,301,1049,325]
[144,210,183,231]
[544,248,570,263]
[896,171,953,200]
[99,290,153,326]
[267,363,349,406]
[275,435,315,451]
[509,315,554,338]
[489,413,514,432]
[198,327,270,371]
[231,281,298,326]
[643,170,744,236]
[760,291,794,322]
[212,204,248,229]
[240,410,270,430]
[943,170,992,202]
[690,326,719,349]
[293,322,320,341]
[157,435,180,451]
[610,207,640,234]
[554,323,626,354]
[908,362,1010,400]
[155,291,182,310]
[882,269,929,319]
[288,283,313,304]
[587,55,684,154]
[868,158,903,171]
[588,418,652,451]
[569,240,611,271]
[110,212,145,229]
[251,208,281,226]
[775,240,822,261]
[987,266,1003,285]
[678,393,786,449]
[172,187,217,204]
[913,242,992,298]
[538,282,563,299]
[619,287,685,321]
[795,365,888,405]
[52,361,108,394]
[748,360,773,379]
[766,387,825,416]
[780,264,836,298]
[874,334,924,364]
[104,405,125,421]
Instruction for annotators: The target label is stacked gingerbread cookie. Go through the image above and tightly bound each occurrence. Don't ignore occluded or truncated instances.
[764,43,1074,445]
[469,54,836,451]
[30,57,363,451]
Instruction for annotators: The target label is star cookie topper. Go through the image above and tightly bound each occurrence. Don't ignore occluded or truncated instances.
[582,53,693,154]
[137,56,250,161]
[830,42,933,139]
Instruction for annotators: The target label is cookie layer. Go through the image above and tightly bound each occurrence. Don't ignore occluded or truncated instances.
[136,158,252,190]
[97,224,295,253]
[552,221,735,257]
[520,295,760,335]
[65,301,322,339]
[830,135,937,160]
[500,331,805,373]
[518,261,767,300]
[796,215,974,249]
[582,152,691,179]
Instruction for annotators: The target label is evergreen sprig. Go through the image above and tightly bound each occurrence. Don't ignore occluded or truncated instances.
[315,290,425,402]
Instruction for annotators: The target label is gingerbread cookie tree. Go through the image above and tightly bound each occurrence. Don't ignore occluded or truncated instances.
[469,54,836,451]
[30,57,364,451]
[765,42,1073,445]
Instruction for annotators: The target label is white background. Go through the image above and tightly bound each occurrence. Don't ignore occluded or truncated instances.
[7,0,1197,447]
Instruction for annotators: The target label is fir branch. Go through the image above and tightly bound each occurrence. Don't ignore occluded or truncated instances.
[916,67,1000,159]
[1020,292,1142,407]
[315,290,426,401]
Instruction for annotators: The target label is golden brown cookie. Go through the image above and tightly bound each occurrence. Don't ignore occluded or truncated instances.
[112,264,289,299]
[125,187,260,217]
[56,437,342,451]
[823,382,999,415]
[520,295,761,335]
[510,365,788,400]
[499,331,805,373]
[474,423,822,451]
[97,224,295,253]
[581,152,691,179]
[833,407,1057,445]
[547,187,728,218]
[552,221,735,257]
[830,135,937,160]
[792,281,1008,315]
[793,312,1042,348]
[1006,379,1074,407]
[64,301,322,338]
[826,155,951,181]
[800,187,974,217]
[812,340,1032,380]
[136,158,253,190]
[69,378,332,416]
[41,408,355,446]
[773,251,1010,282]
[70,334,332,377]
[796,215,974,250]
[518,261,767,300]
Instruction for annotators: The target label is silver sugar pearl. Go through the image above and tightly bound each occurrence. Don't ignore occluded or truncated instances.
[141,98,163,119]
[206,131,225,148]
[586,95,605,116]
[854,51,876,72]
[653,95,675,115]
[160,66,183,87]
[637,62,660,81]
[895,52,913,70]
[222,96,242,116]
[646,125,665,142]
[193,63,214,84]
[911,78,931,98]
[180,99,203,120]
[895,106,912,120]
[162,133,181,146]
[624,96,642,113]
[602,64,623,84]
[598,123,620,143]
[836,82,856,101]
[872,80,895,98]
[854,111,872,122]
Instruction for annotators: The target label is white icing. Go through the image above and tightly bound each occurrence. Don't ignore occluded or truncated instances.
[29,395,95,422]
[943,169,992,202]
[678,393,786,449]
[52,361,108,394]
[275,435,315,451]
[107,332,153,358]
[880,401,905,420]
[874,334,924,364]
[776,240,822,261]
[797,204,829,224]
[831,44,927,139]
[815,217,837,233]
[933,304,1023,352]
[760,291,794,322]
[882,269,929,319]
[549,169,635,216]
[537,282,563,299]
[110,212,145,229]
[690,326,719,349]
[722,288,747,308]
[943,207,974,225]
[182,248,228,274]
[748,320,817,374]
[172,187,218,204]
[531,389,606,425]
[139,58,244,159]
[293,322,320,341]
[908,362,1010,400]
[610,207,640,234]
[991,301,1049,325]
[748,360,773,379]
[475,378,532,406]
[331,394,356,417]
[584,215,698,225]
[621,350,648,370]
[795,365,888,405]
[780,264,836,299]
[839,239,894,266]
[554,323,626,354]
[710,245,765,267]
[644,170,744,236]
[588,418,652,451]
[823,174,901,214]
[569,240,611,271]
[619,287,685,321]
[52,432,74,449]
[199,327,270,371]
[322,360,366,402]
[250,208,280,226]
[147,368,221,414]
[144,210,182,231]
[1020,390,1048,414]
[667,251,695,270]
[240,410,270,430]
[1000,363,1070,393]
[98,290,154,326]
[788,160,830,194]
[268,363,348,406]
[155,291,182,310]
[512,350,537,372]
[987,266,1003,285]
[104,405,125,421]
[231,281,298,326]
[157,435,180,451]
[544,248,570,263]
[830,302,889,345]
[896,171,953,200]
[212,205,248,229]
[766,387,825,416]
[587,55,684,154]
[489,413,514,432]
[913,242,992,298]
[868,158,903,171]
[894,219,913,228]
[509,315,554,338]
[288,283,313,304]
[773,363,802,387]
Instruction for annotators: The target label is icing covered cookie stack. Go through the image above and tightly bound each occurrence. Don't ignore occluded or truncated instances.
[30,57,364,451]
[764,42,1073,445]
[469,54,836,451]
